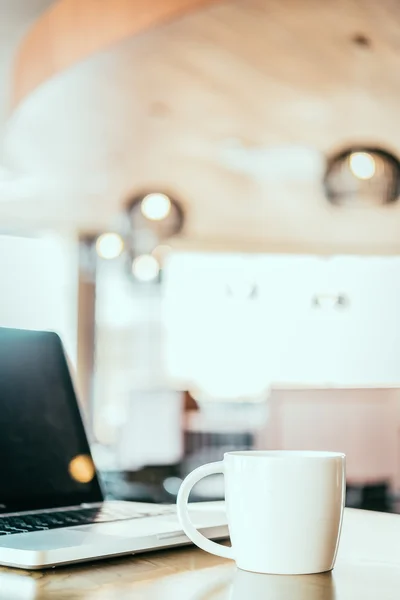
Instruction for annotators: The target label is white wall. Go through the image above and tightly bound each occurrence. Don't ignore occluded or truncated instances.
[0,233,78,363]
[93,261,167,444]
[163,252,400,396]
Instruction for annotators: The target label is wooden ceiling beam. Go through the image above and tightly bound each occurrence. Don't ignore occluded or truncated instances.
[12,0,221,108]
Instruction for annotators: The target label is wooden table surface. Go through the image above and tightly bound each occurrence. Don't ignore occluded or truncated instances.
[1,508,400,599]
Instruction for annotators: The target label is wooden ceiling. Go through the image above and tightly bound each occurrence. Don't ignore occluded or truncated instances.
[4,0,400,252]
[12,0,221,106]
[0,0,54,136]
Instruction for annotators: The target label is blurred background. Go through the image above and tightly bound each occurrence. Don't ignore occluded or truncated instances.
[1,0,400,511]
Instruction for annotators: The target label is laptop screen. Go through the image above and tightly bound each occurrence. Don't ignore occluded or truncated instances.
[0,328,103,513]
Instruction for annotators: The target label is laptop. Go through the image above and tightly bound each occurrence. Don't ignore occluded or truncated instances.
[0,327,228,569]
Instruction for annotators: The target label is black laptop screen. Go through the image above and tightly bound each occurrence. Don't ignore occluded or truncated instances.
[0,328,103,513]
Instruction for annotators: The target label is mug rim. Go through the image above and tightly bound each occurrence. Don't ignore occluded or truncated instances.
[225,450,345,459]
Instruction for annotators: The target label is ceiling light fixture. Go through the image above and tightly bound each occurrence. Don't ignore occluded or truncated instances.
[132,254,160,282]
[349,152,376,180]
[324,146,400,206]
[95,232,124,259]
[140,193,171,221]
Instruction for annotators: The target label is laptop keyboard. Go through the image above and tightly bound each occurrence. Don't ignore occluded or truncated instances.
[0,505,175,536]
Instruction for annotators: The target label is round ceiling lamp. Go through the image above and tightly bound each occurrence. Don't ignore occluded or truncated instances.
[132,254,160,282]
[95,232,124,259]
[125,191,184,258]
[348,152,376,180]
[140,193,172,221]
[324,147,400,206]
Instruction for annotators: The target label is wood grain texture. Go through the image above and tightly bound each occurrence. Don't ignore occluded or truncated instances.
[0,509,400,599]
[6,0,400,250]
[12,0,221,106]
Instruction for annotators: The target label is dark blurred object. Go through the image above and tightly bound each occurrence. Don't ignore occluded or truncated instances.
[100,428,255,504]
[183,431,253,474]
[346,482,393,512]
[101,465,181,504]
[180,431,254,502]
[351,33,372,49]
[324,147,400,206]
[184,390,199,412]
[103,473,399,513]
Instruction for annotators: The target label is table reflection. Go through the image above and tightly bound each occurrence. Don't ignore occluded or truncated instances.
[189,568,335,600]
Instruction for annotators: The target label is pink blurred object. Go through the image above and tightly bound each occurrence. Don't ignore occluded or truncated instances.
[263,387,400,493]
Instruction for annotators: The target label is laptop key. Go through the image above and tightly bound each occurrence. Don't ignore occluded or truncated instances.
[0,505,175,535]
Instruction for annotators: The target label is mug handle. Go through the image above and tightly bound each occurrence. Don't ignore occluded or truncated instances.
[176,461,234,560]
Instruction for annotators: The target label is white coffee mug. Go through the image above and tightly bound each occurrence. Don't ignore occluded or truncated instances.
[177,450,346,575]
